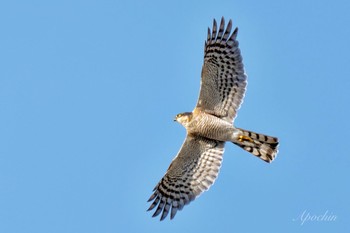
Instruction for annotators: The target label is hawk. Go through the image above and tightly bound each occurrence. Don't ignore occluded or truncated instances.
[147,17,279,221]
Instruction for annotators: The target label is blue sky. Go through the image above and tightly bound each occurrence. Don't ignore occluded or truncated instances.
[1,0,349,232]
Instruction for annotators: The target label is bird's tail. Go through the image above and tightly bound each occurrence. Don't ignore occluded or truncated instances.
[232,128,279,163]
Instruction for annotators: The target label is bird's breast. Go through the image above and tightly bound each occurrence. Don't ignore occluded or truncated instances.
[187,113,234,142]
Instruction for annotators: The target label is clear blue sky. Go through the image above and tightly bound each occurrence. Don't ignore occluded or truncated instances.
[1,0,349,232]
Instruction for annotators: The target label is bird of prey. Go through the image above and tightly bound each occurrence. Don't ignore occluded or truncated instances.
[147,17,279,221]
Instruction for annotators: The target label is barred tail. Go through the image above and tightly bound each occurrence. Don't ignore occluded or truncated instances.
[232,128,279,163]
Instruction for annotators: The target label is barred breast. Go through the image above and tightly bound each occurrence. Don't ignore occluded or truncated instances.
[188,112,235,142]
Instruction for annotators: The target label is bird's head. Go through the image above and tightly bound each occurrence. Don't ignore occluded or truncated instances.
[174,112,193,127]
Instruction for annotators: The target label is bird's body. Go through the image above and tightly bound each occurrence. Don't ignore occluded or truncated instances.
[148,17,279,221]
[179,109,236,142]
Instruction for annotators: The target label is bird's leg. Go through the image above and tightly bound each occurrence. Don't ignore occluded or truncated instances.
[238,135,254,143]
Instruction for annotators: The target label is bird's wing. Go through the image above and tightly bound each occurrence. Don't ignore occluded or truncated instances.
[196,17,247,123]
[147,135,225,220]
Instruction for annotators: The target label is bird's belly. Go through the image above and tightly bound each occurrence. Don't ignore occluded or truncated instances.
[188,114,234,142]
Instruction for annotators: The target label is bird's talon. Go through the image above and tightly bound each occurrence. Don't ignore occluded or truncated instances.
[239,135,254,142]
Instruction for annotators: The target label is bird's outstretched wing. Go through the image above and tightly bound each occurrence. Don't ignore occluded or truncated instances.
[196,17,247,123]
[147,135,225,220]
